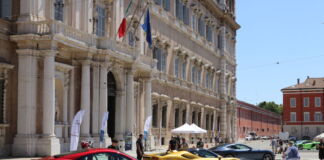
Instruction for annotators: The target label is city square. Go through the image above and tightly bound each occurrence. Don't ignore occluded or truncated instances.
[0,0,323,160]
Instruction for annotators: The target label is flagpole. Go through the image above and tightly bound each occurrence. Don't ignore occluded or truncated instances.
[114,0,134,39]
[122,0,143,42]
[133,2,150,35]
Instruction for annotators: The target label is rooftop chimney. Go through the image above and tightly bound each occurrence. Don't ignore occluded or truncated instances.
[297,78,300,84]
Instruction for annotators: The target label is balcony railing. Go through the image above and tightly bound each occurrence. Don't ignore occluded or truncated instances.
[14,20,151,63]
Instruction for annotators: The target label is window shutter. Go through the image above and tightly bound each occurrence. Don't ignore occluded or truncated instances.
[175,0,181,19]
[96,6,106,37]
[54,0,64,21]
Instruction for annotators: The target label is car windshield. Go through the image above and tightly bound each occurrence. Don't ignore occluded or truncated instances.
[188,150,218,158]
[228,144,251,150]
[210,144,228,150]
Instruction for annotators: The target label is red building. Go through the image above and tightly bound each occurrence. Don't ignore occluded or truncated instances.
[282,77,324,139]
[237,100,282,139]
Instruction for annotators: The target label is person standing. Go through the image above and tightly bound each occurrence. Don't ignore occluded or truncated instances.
[107,138,120,150]
[270,138,277,154]
[318,139,324,160]
[136,134,144,160]
[196,138,204,148]
[283,141,300,160]
[180,138,189,150]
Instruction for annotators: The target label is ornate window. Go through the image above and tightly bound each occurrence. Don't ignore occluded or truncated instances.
[174,55,187,79]
[206,25,213,42]
[175,0,189,25]
[191,14,197,31]
[198,17,206,37]
[96,6,106,37]
[153,46,167,72]
[0,0,11,19]
[54,0,64,21]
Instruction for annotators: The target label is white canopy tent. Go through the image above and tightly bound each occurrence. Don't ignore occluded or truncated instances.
[171,123,207,134]
[314,133,324,140]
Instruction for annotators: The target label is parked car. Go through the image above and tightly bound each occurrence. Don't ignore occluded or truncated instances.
[209,143,275,160]
[188,148,228,158]
[143,150,239,160]
[261,136,269,140]
[297,140,320,150]
[41,148,136,160]
[245,135,254,141]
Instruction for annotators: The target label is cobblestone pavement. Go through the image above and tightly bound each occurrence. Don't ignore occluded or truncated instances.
[242,140,318,160]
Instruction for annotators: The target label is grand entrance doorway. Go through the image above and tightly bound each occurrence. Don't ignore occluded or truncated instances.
[107,72,116,138]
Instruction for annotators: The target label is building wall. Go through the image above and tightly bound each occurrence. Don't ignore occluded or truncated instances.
[0,0,239,157]
[282,90,324,139]
[236,101,282,139]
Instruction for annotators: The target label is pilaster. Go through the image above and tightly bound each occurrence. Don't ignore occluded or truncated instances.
[80,60,91,137]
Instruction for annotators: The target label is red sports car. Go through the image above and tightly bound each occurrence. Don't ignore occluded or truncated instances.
[41,148,137,160]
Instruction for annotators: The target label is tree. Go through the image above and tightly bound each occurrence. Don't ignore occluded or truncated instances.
[257,101,282,114]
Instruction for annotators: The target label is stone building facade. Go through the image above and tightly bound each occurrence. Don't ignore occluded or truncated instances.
[0,0,239,157]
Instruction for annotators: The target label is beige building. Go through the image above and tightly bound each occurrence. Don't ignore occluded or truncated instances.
[0,0,239,157]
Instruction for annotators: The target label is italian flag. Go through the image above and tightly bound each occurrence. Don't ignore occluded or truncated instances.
[117,0,133,38]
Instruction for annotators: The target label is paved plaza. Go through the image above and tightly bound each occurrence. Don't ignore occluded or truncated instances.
[243,140,318,160]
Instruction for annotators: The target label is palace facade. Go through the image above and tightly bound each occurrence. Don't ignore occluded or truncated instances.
[0,0,239,156]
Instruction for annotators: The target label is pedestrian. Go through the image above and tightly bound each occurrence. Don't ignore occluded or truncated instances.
[278,140,284,154]
[168,137,178,151]
[136,134,144,160]
[180,138,189,150]
[219,136,223,144]
[176,135,181,150]
[214,136,219,146]
[318,139,324,160]
[107,138,119,150]
[270,138,277,154]
[283,141,300,160]
[196,138,204,148]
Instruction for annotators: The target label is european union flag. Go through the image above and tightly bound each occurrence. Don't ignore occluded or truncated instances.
[142,9,152,48]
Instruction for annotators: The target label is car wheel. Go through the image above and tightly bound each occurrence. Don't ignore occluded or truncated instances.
[224,154,234,157]
[263,154,273,160]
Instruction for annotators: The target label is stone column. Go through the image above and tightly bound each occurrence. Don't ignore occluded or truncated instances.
[220,102,227,141]
[200,107,205,129]
[80,60,91,137]
[91,63,100,137]
[37,50,60,156]
[69,68,75,123]
[126,68,135,133]
[63,73,69,140]
[13,49,38,156]
[186,103,191,123]
[99,64,109,146]
[144,77,152,123]
[144,76,153,150]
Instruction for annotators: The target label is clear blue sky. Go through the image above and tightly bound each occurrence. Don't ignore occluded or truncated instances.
[236,0,324,105]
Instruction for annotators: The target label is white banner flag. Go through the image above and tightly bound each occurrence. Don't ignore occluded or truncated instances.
[70,110,85,151]
[100,112,109,143]
[144,116,152,140]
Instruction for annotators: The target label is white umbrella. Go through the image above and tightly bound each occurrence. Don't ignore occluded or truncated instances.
[314,133,324,140]
[171,123,193,133]
[190,123,207,134]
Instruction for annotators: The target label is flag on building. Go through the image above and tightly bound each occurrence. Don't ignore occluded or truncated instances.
[141,9,152,48]
[143,115,152,140]
[117,0,133,38]
[70,110,85,151]
[100,112,109,143]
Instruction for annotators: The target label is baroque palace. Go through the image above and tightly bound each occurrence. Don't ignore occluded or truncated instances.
[0,0,239,156]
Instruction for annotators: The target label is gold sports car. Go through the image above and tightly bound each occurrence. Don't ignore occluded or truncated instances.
[143,150,240,160]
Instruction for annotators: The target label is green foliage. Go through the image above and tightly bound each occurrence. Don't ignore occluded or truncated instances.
[257,101,282,114]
